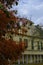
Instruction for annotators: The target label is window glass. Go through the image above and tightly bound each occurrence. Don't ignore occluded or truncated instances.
[24,39,28,48]
[41,42,43,50]
[37,41,40,50]
[37,41,42,51]
[31,40,34,50]
[19,38,22,42]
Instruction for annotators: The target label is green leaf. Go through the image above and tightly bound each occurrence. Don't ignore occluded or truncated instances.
[0,3,3,9]
[3,9,10,18]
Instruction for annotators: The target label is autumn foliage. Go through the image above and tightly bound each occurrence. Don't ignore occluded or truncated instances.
[0,0,18,8]
[0,10,25,64]
[0,1,26,65]
[0,38,25,65]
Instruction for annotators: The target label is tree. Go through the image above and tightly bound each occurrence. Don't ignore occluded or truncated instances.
[0,38,25,65]
[0,0,26,65]
[0,0,18,8]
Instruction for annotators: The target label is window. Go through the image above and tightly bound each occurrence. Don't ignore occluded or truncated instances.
[37,41,40,50]
[41,42,43,50]
[31,40,34,50]
[19,38,22,42]
[24,39,28,48]
[37,41,42,51]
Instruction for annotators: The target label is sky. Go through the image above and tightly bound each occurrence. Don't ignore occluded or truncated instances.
[11,0,43,25]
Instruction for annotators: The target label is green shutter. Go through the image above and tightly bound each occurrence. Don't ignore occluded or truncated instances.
[41,42,43,50]
[24,39,28,48]
[31,40,34,50]
[38,41,40,50]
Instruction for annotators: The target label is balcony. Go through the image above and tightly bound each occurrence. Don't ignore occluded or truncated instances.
[22,50,43,55]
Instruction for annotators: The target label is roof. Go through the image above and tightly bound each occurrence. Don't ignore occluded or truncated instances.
[19,18,33,24]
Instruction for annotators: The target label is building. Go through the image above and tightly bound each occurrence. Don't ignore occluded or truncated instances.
[3,18,43,64]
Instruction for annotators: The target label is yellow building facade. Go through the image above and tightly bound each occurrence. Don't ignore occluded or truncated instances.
[12,33,43,64]
[3,18,43,64]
